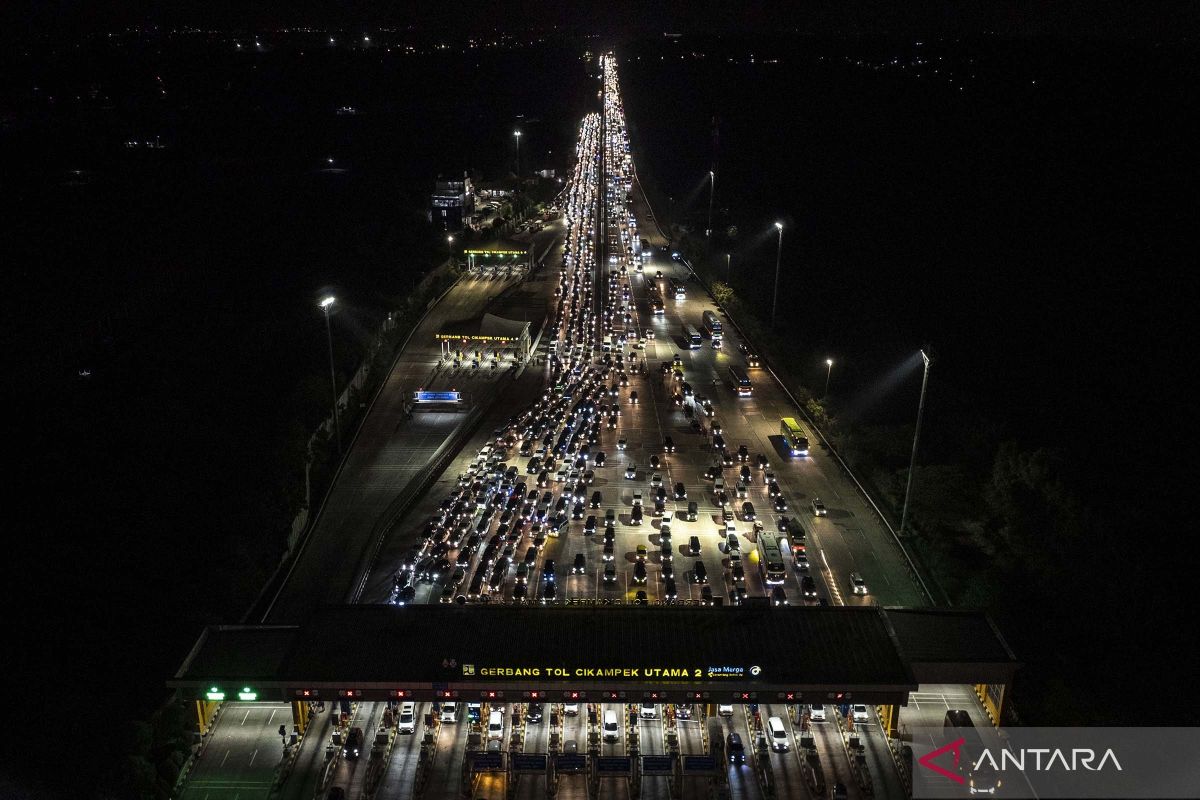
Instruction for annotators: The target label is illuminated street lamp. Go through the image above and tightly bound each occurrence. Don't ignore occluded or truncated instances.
[726,252,732,281]
[771,221,784,328]
[706,170,715,237]
[319,296,343,456]
[447,234,455,261]
[899,349,933,537]
[514,130,522,179]
[824,358,834,397]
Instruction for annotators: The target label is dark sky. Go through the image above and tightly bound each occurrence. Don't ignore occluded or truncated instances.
[4,0,1198,39]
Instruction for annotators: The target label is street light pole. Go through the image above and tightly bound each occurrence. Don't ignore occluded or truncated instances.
[899,349,933,537]
[771,221,784,328]
[319,296,343,456]
[513,130,522,181]
[824,359,833,397]
[726,252,731,281]
[706,170,715,237]
[447,234,454,263]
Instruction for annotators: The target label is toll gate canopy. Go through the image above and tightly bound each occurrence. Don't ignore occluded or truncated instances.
[171,605,1017,707]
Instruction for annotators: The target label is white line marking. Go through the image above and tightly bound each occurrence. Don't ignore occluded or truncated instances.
[248,749,257,767]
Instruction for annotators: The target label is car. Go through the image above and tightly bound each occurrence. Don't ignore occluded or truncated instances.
[603,562,617,584]
[687,535,701,556]
[634,589,648,605]
[663,437,675,453]
[809,704,826,722]
[343,726,365,759]
[617,439,627,451]
[773,496,788,512]
[633,561,647,583]
[737,445,749,462]
[693,561,708,584]
[595,452,607,467]
[741,502,756,521]
[739,465,752,483]
[811,498,827,516]
[649,454,661,470]
[636,544,648,560]
[528,702,545,723]
[651,473,663,489]
[572,502,585,519]
[640,702,658,720]
[398,702,418,734]
[754,453,768,470]
[725,533,740,554]
[625,464,637,480]
[852,704,869,723]
[660,559,674,580]
[540,582,557,603]
[572,553,586,574]
[630,391,639,404]
[850,572,869,596]
[767,481,782,499]
[564,703,580,716]
[700,585,715,605]
[542,560,556,582]
[735,481,748,499]
[663,578,678,601]
[718,704,734,717]
[771,586,788,606]
[660,540,673,561]
[631,505,643,525]
[801,575,817,598]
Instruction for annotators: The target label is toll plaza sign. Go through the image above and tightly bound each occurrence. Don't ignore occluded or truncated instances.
[461,664,759,680]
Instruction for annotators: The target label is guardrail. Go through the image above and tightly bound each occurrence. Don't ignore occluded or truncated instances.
[675,253,938,606]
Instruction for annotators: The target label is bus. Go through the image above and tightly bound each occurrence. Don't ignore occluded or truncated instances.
[670,278,687,299]
[702,310,723,337]
[683,324,703,349]
[780,418,809,457]
[756,532,787,585]
[729,365,753,396]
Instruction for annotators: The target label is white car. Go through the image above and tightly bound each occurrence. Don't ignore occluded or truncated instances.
[564,702,580,716]
[809,704,826,722]
[625,464,637,480]
[850,572,869,596]
[852,704,870,723]
[650,473,663,489]
[811,498,828,516]
[717,704,734,717]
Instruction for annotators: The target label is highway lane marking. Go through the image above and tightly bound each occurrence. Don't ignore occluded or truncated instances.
[248,748,257,766]
[240,709,251,725]
[220,749,230,767]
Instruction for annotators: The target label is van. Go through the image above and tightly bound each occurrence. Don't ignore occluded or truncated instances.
[398,702,417,734]
[768,716,789,751]
[440,702,459,723]
[487,710,505,740]
[603,710,620,742]
[714,477,725,492]
[726,732,746,764]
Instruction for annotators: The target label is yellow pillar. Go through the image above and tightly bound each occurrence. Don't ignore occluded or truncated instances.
[292,700,311,734]
[974,684,1005,726]
[195,700,219,736]
[877,704,899,739]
